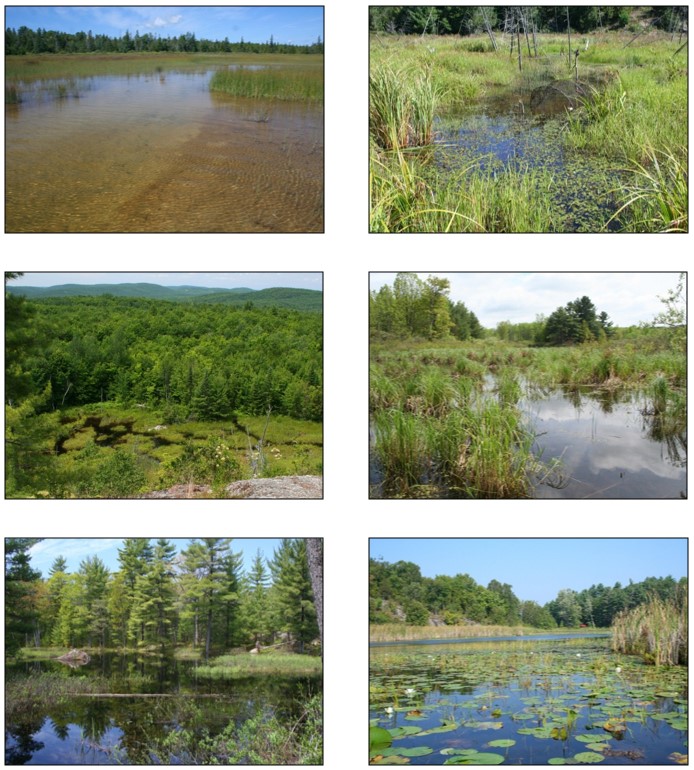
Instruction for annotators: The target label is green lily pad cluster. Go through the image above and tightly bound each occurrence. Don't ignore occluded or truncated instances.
[370,638,687,765]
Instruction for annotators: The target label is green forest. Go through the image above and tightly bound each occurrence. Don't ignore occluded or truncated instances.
[369,6,685,36]
[6,538,320,657]
[5,278,323,498]
[5,25,323,55]
[370,557,687,630]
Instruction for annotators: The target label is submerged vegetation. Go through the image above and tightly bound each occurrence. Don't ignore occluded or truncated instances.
[369,7,687,232]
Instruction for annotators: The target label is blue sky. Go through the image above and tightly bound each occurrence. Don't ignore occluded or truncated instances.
[370,273,683,328]
[5,6,324,46]
[11,272,322,291]
[29,538,284,577]
[369,539,688,605]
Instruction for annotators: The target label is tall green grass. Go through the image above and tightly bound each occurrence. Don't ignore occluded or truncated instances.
[370,64,439,149]
[611,593,687,666]
[209,64,323,102]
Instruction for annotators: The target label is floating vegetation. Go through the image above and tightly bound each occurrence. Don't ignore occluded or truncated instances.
[370,637,687,765]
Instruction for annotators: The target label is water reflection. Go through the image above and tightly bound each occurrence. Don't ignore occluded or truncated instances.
[523,386,686,498]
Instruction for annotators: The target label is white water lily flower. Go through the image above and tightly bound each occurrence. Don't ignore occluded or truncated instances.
[385,706,394,715]
[576,653,581,658]
[404,688,415,696]
[615,666,622,673]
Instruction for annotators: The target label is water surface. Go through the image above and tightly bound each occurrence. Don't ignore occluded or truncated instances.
[6,652,320,764]
[6,67,323,232]
[370,637,687,765]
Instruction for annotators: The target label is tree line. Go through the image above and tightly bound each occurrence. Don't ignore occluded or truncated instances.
[370,273,615,345]
[6,538,320,659]
[369,6,685,36]
[6,25,323,55]
[370,557,686,629]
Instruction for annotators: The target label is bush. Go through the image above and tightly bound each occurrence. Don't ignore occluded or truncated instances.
[84,449,147,497]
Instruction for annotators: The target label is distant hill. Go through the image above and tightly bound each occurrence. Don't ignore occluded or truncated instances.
[7,283,322,311]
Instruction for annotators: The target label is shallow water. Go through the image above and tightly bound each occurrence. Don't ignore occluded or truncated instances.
[6,653,320,764]
[6,68,323,232]
[370,638,688,765]
[432,94,620,232]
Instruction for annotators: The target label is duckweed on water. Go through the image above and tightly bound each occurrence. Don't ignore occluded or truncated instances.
[370,638,687,765]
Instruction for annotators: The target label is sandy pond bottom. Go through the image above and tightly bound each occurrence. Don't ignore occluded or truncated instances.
[6,70,323,232]
[370,637,688,765]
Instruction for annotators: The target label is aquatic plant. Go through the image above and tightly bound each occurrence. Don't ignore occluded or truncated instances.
[209,63,323,102]
[610,145,688,233]
[611,593,687,666]
[370,64,440,149]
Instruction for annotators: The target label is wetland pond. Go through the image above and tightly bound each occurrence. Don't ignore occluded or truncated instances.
[6,63,323,232]
[369,383,686,500]
[370,636,688,765]
[431,78,621,232]
[6,652,321,764]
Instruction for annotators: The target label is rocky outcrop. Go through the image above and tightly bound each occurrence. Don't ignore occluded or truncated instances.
[139,475,322,499]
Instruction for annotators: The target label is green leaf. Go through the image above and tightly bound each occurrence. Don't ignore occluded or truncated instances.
[444,752,505,765]
[573,752,605,763]
[417,721,458,736]
[547,759,570,765]
[389,726,423,739]
[464,721,504,730]
[370,726,393,751]
[488,740,516,748]
[380,746,434,757]
[370,755,410,765]
[575,735,600,743]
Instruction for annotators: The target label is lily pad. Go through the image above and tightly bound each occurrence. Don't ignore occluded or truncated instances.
[575,735,600,743]
[370,755,410,765]
[488,739,516,747]
[669,752,688,764]
[389,726,423,739]
[441,749,479,756]
[573,752,605,763]
[464,721,504,730]
[443,752,505,765]
[417,721,458,736]
[380,747,434,757]
[547,759,571,765]
[370,726,393,751]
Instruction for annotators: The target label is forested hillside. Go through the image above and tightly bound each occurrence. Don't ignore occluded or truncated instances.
[370,557,686,629]
[6,538,319,657]
[6,282,323,497]
[7,283,322,311]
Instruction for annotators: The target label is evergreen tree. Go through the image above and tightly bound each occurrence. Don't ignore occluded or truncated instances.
[269,539,318,651]
[5,538,42,654]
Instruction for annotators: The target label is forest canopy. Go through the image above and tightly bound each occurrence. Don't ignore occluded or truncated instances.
[370,557,687,629]
[6,538,319,658]
[369,6,686,36]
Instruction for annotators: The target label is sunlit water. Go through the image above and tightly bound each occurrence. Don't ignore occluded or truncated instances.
[370,637,688,765]
[6,68,323,232]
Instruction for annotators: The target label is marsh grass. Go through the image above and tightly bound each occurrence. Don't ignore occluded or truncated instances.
[370,31,687,233]
[369,624,607,643]
[371,338,686,498]
[610,145,688,233]
[612,594,687,666]
[209,63,323,102]
[5,671,105,720]
[196,652,322,679]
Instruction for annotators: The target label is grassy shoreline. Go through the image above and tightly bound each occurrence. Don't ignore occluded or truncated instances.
[370,623,610,643]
